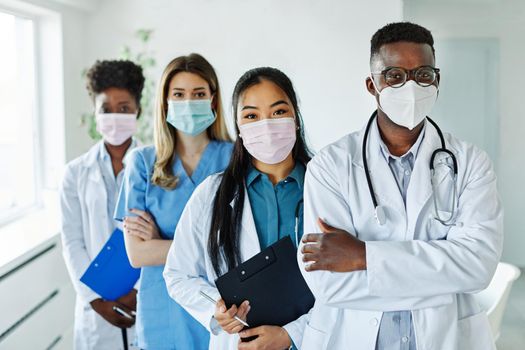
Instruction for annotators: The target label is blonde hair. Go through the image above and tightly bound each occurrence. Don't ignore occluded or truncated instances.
[152,53,231,189]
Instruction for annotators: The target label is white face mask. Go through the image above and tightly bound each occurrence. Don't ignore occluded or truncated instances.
[372,79,438,130]
[239,118,296,165]
[95,113,137,146]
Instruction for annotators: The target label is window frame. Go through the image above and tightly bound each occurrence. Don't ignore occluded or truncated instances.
[0,5,44,227]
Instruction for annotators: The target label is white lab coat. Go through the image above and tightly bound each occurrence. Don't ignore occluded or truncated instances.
[60,141,137,350]
[163,174,310,350]
[298,119,503,350]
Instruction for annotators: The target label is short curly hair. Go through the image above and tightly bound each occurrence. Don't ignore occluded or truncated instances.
[86,60,145,104]
[370,22,435,63]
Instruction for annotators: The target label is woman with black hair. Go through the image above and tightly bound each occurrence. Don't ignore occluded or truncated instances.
[163,67,313,350]
[60,59,144,349]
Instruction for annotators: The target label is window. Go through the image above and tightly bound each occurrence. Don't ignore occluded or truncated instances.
[0,10,40,225]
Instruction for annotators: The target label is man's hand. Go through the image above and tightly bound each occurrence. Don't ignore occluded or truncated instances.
[238,326,291,350]
[301,218,367,272]
[214,298,250,334]
[90,298,135,328]
[124,209,160,241]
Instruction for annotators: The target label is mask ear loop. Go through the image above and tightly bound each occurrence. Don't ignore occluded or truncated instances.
[292,113,299,130]
[370,75,381,94]
[211,93,216,110]
[369,75,387,115]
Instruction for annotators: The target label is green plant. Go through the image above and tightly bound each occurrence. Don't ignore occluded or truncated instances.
[80,29,157,144]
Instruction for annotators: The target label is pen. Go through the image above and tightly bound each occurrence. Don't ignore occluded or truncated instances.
[199,291,249,327]
[112,306,134,320]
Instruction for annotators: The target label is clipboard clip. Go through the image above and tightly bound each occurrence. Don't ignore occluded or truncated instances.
[237,247,277,282]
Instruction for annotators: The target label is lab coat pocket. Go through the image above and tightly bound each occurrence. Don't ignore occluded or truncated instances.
[300,323,328,350]
[457,311,495,350]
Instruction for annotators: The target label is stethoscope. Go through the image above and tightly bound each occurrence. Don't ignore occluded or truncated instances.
[294,199,303,247]
[362,111,458,226]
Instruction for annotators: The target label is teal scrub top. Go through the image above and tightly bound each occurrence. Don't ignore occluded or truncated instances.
[245,162,305,350]
[246,162,305,249]
[115,140,233,350]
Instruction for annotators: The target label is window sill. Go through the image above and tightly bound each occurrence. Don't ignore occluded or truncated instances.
[0,191,60,277]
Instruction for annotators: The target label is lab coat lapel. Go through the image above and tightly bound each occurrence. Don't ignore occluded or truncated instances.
[365,120,406,218]
[85,142,104,184]
[229,186,261,262]
[83,143,108,230]
[405,120,445,236]
[79,141,110,245]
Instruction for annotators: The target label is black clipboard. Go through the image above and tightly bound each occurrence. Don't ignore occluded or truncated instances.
[215,235,314,328]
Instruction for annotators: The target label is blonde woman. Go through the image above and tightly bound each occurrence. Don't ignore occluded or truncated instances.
[115,53,233,349]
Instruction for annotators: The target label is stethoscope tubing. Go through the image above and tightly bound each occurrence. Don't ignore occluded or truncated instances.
[362,111,459,226]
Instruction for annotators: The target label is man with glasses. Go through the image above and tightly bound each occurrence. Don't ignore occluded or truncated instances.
[298,22,502,350]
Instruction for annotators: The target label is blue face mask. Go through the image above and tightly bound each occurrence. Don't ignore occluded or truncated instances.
[166,99,216,136]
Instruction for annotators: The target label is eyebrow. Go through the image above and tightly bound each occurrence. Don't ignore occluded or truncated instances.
[101,101,130,106]
[381,65,434,71]
[172,87,207,91]
[270,100,289,108]
[241,100,289,111]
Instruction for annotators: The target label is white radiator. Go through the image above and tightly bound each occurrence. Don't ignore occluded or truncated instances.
[0,236,75,349]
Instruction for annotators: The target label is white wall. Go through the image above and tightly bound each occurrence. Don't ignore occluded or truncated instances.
[71,0,403,155]
[58,2,91,162]
[405,0,525,266]
[16,0,522,266]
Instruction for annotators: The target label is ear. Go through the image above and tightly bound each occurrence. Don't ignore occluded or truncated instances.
[365,77,377,97]
[210,93,217,111]
[136,106,142,119]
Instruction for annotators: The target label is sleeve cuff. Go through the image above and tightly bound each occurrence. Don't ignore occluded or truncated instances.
[282,323,298,349]
[209,316,223,336]
[366,241,390,296]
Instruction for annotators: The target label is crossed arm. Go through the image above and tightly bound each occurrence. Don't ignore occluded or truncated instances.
[298,150,502,309]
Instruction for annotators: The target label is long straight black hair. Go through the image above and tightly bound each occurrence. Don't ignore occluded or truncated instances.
[208,67,312,276]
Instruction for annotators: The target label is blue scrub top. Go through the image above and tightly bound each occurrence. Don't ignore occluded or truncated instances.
[246,162,305,249]
[115,140,233,350]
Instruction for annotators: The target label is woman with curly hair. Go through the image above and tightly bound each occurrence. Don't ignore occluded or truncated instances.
[60,59,144,350]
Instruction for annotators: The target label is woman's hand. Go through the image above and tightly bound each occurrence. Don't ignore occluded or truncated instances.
[214,298,250,334]
[124,209,160,241]
[238,326,292,350]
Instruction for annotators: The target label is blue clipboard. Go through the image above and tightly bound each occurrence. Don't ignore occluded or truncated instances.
[80,228,140,301]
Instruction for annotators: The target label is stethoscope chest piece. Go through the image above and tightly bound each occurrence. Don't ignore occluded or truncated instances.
[375,206,386,226]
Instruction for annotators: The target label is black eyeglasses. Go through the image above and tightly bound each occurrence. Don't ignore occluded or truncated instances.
[371,66,440,88]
